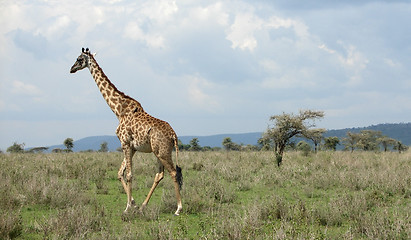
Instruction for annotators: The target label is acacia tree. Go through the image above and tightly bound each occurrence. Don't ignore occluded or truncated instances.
[378,136,397,152]
[99,141,109,152]
[356,130,382,151]
[7,142,25,153]
[393,141,409,153]
[324,137,340,151]
[222,137,240,151]
[63,138,74,152]
[342,132,360,152]
[189,138,202,151]
[304,128,326,153]
[177,140,190,151]
[258,137,272,151]
[265,110,324,166]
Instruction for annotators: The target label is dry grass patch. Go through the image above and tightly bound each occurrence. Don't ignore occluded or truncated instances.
[0,150,409,239]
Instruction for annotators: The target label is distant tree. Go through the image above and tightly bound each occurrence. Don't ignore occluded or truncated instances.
[265,110,324,166]
[222,137,233,151]
[81,149,94,153]
[303,128,326,153]
[342,132,360,152]
[189,138,202,151]
[323,137,340,151]
[258,136,272,151]
[393,141,409,153]
[52,148,63,153]
[99,141,109,152]
[178,140,190,151]
[244,144,259,151]
[7,142,25,153]
[296,140,311,156]
[285,141,297,151]
[356,130,382,151]
[222,137,240,151]
[28,147,49,153]
[63,138,74,152]
[378,136,397,152]
[202,146,212,151]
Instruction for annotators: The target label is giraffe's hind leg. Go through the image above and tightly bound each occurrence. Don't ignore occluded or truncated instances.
[157,154,182,216]
[141,160,164,211]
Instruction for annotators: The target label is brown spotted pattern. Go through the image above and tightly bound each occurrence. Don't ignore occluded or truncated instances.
[70,48,182,215]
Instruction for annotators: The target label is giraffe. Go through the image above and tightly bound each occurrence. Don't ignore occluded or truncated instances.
[70,48,183,216]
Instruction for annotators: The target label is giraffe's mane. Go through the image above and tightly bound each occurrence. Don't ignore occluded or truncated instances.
[88,52,143,110]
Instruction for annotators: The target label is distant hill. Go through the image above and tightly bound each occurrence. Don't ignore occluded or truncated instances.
[179,132,263,148]
[46,135,120,152]
[43,123,410,152]
[45,133,263,152]
[323,123,411,146]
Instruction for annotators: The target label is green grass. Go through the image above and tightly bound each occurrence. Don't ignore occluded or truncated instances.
[0,151,410,239]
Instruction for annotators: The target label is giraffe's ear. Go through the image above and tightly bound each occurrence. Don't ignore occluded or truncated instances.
[92,52,97,57]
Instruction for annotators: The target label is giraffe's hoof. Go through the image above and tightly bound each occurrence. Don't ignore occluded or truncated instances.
[123,205,133,214]
[173,206,182,216]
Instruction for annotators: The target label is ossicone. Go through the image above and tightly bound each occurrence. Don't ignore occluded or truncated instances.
[81,47,90,53]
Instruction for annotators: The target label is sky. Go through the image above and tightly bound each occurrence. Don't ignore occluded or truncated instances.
[0,0,410,150]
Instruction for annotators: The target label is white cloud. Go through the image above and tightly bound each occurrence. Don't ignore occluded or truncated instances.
[140,0,178,24]
[259,59,281,72]
[184,75,222,113]
[38,15,71,40]
[267,16,309,38]
[226,12,263,51]
[338,44,369,86]
[189,2,229,26]
[318,43,335,54]
[124,21,165,48]
[383,58,401,68]
[11,81,42,96]
[226,8,310,51]
[260,69,316,89]
[122,0,179,49]
[318,42,369,87]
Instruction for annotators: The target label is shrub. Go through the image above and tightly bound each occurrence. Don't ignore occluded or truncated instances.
[0,210,23,239]
[297,141,311,156]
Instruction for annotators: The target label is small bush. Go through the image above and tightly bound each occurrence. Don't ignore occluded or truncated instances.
[0,210,23,240]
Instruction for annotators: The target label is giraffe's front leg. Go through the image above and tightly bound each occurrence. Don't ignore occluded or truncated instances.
[119,146,136,213]
[118,158,128,195]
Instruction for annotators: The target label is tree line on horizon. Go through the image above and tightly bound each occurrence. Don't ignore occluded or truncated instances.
[4,110,409,157]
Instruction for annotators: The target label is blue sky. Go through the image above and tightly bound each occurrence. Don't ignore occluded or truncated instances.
[0,0,410,150]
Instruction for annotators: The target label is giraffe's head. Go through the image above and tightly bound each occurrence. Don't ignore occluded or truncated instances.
[70,48,91,73]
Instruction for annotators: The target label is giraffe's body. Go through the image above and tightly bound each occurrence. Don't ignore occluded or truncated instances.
[70,48,182,215]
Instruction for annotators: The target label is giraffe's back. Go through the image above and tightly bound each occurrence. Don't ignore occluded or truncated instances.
[116,111,177,154]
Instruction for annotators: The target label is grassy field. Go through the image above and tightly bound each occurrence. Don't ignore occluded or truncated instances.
[0,150,410,239]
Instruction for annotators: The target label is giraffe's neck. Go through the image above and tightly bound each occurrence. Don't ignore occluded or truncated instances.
[88,55,143,119]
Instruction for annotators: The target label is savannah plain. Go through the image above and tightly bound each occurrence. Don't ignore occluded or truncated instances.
[1,150,410,239]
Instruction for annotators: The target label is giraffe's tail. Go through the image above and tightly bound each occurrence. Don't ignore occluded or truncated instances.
[173,135,179,166]
[173,135,183,190]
